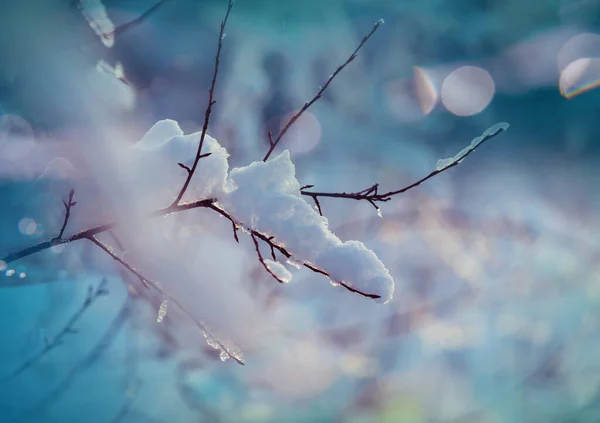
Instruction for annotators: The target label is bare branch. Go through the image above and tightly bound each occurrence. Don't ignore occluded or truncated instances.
[2,198,216,265]
[171,0,234,206]
[300,123,508,214]
[0,278,109,381]
[262,19,384,162]
[55,189,76,241]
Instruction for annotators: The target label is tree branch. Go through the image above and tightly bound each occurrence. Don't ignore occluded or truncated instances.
[262,19,384,162]
[106,0,171,38]
[300,123,509,215]
[206,202,381,300]
[0,278,109,382]
[171,0,233,206]
[55,189,77,241]
[251,233,286,284]
[2,199,216,265]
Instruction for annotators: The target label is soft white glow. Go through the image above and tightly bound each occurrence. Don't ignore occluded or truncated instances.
[18,218,37,236]
[441,66,495,116]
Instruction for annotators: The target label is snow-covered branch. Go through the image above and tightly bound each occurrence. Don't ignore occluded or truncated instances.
[0,1,511,369]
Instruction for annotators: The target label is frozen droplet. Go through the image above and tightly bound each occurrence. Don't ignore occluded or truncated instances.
[206,338,219,350]
[264,259,292,283]
[219,350,229,362]
[157,299,168,323]
[329,278,341,287]
[435,157,454,171]
[6,269,15,277]
[19,272,26,279]
[286,258,302,269]
[376,208,382,218]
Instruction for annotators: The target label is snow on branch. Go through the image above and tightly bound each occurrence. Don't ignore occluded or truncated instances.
[76,0,116,47]
[1,1,510,367]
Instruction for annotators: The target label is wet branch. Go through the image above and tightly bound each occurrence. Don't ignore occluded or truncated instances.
[262,19,384,162]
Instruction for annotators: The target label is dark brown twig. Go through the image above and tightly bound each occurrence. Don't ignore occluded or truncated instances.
[55,189,77,241]
[300,124,508,215]
[251,233,286,283]
[0,278,109,382]
[171,0,233,206]
[262,19,384,162]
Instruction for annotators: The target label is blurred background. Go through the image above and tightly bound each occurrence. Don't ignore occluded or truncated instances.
[1,0,600,422]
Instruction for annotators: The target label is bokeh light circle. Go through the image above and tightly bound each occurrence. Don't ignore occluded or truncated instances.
[441,66,495,116]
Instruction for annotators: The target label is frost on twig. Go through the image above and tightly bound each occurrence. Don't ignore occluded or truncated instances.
[435,122,509,170]
[300,122,510,215]
[76,0,115,47]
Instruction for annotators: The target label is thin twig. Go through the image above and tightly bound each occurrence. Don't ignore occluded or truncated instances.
[251,233,286,284]
[55,189,77,241]
[300,124,508,214]
[262,19,384,162]
[171,0,233,206]
[106,0,171,38]
[0,278,109,382]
